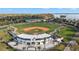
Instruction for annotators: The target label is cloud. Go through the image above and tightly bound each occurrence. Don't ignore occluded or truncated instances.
[68,8,78,10]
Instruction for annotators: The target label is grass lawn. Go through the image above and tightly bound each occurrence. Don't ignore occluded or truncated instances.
[58,26,76,42]
[0,29,14,51]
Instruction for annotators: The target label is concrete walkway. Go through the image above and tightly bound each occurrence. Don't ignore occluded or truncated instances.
[64,46,71,51]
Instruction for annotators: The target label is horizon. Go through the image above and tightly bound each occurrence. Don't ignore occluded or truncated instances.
[0,8,79,14]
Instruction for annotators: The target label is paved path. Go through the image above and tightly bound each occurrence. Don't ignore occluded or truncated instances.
[64,46,71,51]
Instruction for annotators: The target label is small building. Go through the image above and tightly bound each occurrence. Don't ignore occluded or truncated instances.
[60,15,66,20]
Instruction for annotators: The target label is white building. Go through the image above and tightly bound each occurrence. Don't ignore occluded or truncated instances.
[8,32,63,51]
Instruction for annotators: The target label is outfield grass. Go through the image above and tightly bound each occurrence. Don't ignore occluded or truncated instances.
[14,22,59,34]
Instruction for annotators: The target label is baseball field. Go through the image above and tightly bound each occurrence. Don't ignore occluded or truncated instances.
[13,22,59,34]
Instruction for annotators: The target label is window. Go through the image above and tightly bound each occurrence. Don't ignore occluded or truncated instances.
[32,42,35,45]
[37,42,40,45]
[38,46,41,50]
[24,41,26,43]
[19,41,22,44]
[27,42,30,45]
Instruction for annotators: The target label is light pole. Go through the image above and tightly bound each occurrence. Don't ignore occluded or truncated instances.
[43,38,46,50]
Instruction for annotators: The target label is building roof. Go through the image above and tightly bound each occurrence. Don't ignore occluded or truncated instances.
[17,33,51,39]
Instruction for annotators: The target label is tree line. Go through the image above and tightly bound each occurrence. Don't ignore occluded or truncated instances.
[54,15,79,28]
[0,14,79,29]
[0,13,54,26]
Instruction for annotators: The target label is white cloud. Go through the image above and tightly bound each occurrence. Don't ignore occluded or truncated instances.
[67,8,78,10]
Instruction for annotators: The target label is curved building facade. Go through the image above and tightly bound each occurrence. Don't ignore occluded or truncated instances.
[8,32,63,51]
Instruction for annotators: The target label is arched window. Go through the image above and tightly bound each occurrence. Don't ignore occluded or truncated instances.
[27,42,30,45]
[37,42,40,45]
[32,42,35,45]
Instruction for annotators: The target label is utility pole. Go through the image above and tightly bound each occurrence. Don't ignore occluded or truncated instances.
[43,38,46,50]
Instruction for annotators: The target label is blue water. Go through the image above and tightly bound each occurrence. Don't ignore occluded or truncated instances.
[54,13,79,20]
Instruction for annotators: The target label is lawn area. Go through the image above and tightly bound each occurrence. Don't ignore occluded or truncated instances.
[0,29,13,51]
[0,43,13,51]
[0,30,11,41]
[48,26,77,51]
[58,26,76,42]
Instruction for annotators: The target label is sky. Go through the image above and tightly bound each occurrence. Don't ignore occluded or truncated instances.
[0,8,79,14]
